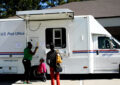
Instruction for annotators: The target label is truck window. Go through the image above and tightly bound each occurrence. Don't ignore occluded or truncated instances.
[98,37,111,49]
[111,39,120,49]
[46,28,66,48]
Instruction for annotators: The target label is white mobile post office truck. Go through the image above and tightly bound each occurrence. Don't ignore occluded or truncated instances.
[0,9,120,76]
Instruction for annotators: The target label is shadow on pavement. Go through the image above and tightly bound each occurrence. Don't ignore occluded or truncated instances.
[0,73,120,85]
[0,74,120,81]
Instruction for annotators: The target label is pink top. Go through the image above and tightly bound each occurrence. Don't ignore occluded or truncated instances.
[38,63,47,73]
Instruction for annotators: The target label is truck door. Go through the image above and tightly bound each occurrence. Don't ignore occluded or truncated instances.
[94,36,120,73]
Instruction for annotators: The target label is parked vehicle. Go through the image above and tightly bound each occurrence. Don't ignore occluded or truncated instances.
[0,9,120,76]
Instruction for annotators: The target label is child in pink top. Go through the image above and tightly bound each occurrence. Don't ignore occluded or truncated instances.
[37,58,47,82]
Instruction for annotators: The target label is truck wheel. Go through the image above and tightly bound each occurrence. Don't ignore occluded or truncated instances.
[31,66,39,79]
[119,64,120,74]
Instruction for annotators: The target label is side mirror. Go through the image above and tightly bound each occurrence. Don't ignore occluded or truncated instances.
[96,50,99,55]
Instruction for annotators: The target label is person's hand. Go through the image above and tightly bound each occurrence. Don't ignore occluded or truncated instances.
[37,72,40,74]
[36,46,38,49]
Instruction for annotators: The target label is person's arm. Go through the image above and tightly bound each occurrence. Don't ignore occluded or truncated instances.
[33,47,38,55]
[30,47,38,55]
[37,65,40,73]
[46,53,50,66]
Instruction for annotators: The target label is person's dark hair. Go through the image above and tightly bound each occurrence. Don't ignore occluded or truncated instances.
[50,43,54,50]
[27,42,32,48]
[40,58,44,62]
[28,42,32,46]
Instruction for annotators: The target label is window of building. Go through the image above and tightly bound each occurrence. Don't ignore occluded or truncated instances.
[46,28,66,48]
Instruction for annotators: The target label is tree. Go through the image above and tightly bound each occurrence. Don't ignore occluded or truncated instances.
[40,0,66,8]
[0,0,41,18]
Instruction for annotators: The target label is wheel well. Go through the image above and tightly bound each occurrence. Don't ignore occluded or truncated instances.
[119,64,120,74]
[31,65,48,79]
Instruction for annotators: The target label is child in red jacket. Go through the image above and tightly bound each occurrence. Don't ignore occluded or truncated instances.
[37,58,47,82]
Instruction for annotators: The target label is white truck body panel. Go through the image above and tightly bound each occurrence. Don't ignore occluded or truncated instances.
[0,19,26,73]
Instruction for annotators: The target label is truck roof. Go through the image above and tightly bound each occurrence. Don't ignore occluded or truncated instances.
[16,9,74,20]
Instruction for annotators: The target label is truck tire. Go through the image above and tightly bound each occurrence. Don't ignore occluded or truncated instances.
[31,66,39,79]
[119,64,120,74]
[31,66,48,80]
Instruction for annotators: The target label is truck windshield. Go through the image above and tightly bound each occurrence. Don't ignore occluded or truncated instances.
[98,37,120,49]
[111,38,120,49]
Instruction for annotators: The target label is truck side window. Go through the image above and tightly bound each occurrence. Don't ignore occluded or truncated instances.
[46,28,66,48]
[98,37,111,49]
